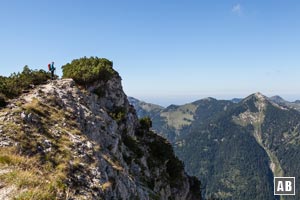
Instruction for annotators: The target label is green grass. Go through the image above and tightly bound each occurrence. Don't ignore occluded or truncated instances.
[160,103,198,130]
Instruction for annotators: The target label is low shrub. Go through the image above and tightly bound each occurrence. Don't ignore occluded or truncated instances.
[62,56,117,85]
[139,117,152,131]
[109,107,127,122]
[122,135,144,159]
[0,93,7,107]
[0,66,51,106]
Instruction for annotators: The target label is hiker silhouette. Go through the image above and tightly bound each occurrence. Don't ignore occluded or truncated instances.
[48,62,56,80]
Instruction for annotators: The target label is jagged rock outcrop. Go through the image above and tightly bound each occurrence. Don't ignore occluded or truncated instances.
[0,73,201,199]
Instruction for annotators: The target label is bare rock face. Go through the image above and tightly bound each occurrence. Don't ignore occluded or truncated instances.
[0,75,201,199]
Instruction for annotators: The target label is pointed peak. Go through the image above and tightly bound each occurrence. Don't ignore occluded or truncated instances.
[254,92,265,99]
[243,92,267,102]
[240,92,291,111]
[238,92,268,112]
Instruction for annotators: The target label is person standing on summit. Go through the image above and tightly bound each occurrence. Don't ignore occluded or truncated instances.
[49,61,56,80]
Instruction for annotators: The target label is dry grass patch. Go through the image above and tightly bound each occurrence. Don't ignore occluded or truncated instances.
[0,146,68,199]
[102,154,123,171]
[101,181,112,191]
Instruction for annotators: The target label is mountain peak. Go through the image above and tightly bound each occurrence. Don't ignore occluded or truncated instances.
[0,62,201,199]
[243,92,267,103]
[269,95,287,104]
[238,92,269,113]
[253,92,266,99]
[129,92,300,199]
[241,92,291,112]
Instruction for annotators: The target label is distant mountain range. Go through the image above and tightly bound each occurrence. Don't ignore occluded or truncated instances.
[129,94,300,200]
[269,95,300,112]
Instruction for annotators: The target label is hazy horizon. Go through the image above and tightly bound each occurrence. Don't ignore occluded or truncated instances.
[130,93,300,107]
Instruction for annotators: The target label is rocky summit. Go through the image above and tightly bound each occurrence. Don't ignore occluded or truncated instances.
[0,70,201,199]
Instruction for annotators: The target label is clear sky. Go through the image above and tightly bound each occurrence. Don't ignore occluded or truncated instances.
[1,0,300,106]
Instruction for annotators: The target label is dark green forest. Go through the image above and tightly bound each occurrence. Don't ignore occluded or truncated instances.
[130,94,300,200]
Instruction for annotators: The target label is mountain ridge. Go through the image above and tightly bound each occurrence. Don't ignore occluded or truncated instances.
[129,93,300,200]
[0,60,201,200]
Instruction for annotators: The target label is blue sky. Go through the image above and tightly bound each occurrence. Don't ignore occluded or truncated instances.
[0,1,300,105]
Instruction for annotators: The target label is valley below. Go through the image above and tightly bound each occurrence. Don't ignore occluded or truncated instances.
[130,94,300,200]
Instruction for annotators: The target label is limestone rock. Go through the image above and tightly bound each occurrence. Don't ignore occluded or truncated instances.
[0,75,201,199]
